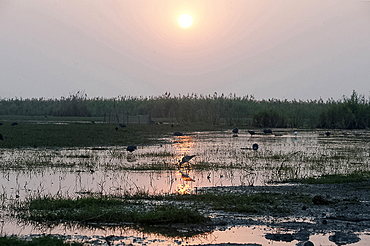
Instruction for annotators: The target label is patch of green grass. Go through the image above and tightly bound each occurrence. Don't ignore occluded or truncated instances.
[288,171,370,184]
[0,122,172,148]
[14,195,209,226]
[0,235,83,246]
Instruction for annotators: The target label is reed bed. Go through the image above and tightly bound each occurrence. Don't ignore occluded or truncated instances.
[1,90,369,129]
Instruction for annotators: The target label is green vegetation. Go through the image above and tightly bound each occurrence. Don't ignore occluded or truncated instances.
[0,122,172,148]
[318,91,370,129]
[1,90,369,129]
[287,171,370,184]
[0,235,82,246]
[14,195,209,226]
[11,191,312,229]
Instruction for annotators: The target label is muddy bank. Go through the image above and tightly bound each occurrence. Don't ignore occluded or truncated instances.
[198,181,370,235]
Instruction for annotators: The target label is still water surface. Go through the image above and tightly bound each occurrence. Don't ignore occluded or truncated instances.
[1,129,370,245]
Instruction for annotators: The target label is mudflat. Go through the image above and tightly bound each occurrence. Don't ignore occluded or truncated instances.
[196,181,370,236]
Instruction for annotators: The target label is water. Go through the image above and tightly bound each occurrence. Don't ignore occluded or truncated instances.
[1,129,370,245]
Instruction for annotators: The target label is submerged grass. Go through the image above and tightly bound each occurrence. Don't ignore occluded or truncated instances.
[0,235,83,246]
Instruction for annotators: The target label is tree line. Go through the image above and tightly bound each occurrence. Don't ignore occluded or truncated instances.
[0,91,369,129]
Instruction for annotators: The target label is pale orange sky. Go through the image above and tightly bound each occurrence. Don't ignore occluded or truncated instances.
[1,0,369,100]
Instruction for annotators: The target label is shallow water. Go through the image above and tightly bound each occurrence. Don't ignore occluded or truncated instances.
[1,128,370,245]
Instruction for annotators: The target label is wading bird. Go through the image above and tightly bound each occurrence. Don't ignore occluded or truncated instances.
[126,145,137,152]
[252,143,258,151]
[248,130,255,136]
[263,129,272,134]
[174,132,183,136]
[179,155,196,165]
[232,128,238,134]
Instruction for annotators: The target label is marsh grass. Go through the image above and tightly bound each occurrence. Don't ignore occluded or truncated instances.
[0,122,172,148]
[0,235,83,246]
[129,161,176,171]
[13,194,209,226]
[139,151,174,158]
[11,191,312,229]
[287,171,370,184]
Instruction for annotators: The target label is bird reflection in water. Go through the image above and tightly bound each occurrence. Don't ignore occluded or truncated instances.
[173,135,197,194]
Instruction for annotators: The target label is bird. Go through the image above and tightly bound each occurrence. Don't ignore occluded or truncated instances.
[179,155,196,165]
[263,129,272,134]
[252,143,258,151]
[11,122,18,126]
[174,132,183,136]
[126,145,137,152]
[0,133,3,140]
[325,131,331,137]
[248,130,255,136]
[119,123,126,128]
[232,128,238,134]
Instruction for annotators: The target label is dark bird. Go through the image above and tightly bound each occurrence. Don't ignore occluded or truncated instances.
[174,132,183,136]
[180,155,196,165]
[119,123,126,128]
[232,128,239,134]
[0,123,3,126]
[115,127,118,131]
[126,145,137,152]
[11,122,18,126]
[252,143,258,151]
[0,133,3,141]
[248,130,255,135]
[263,129,272,134]
[325,131,331,137]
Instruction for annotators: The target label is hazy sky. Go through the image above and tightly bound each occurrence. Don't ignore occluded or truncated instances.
[1,0,369,100]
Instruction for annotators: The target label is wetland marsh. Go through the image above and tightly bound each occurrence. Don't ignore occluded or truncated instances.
[0,121,370,245]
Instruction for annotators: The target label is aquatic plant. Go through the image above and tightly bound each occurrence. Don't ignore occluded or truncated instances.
[12,194,209,226]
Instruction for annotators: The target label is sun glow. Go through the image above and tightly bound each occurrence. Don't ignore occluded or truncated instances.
[178,13,193,28]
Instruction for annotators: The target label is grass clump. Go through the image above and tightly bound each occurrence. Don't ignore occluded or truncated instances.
[0,235,83,246]
[288,171,370,184]
[14,195,209,226]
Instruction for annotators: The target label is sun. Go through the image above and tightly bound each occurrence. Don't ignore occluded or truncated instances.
[178,13,193,28]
